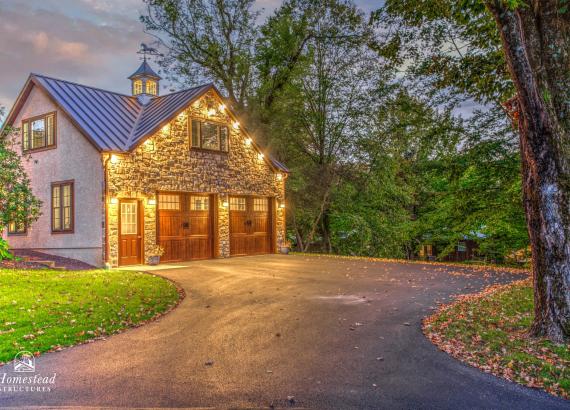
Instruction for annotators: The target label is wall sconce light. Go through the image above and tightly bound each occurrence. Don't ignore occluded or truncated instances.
[245,137,252,146]
[110,154,119,164]
[258,153,265,160]
[147,198,156,205]
[276,173,283,181]
[219,103,226,111]
[232,121,240,129]
[109,197,119,204]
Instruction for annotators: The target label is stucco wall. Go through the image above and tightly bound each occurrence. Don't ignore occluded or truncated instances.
[106,90,286,265]
[2,85,104,266]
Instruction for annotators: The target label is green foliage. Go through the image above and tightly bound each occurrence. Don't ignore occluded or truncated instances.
[144,0,529,263]
[141,0,259,110]
[0,239,14,261]
[372,0,514,107]
[0,106,42,258]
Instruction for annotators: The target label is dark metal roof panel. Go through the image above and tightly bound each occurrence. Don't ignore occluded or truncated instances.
[33,74,141,151]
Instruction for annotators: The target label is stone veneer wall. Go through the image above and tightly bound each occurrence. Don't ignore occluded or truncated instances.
[106,90,286,266]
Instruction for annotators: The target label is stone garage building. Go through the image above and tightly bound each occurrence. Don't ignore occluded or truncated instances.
[1,61,288,267]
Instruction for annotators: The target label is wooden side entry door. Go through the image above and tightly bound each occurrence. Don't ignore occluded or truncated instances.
[229,196,272,256]
[119,199,142,266]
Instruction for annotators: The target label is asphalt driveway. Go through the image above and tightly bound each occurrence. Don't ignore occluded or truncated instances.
[0,255,567,409]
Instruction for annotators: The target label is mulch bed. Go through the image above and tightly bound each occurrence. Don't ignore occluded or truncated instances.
[2,250,96,270]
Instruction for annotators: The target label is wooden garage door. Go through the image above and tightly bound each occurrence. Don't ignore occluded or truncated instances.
[229,196,273,256]
[157,193,213,263]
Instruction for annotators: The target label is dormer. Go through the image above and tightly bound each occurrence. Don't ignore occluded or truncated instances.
[128,60,161,99]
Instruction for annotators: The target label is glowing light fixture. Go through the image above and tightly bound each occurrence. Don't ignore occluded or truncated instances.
[109,197,118,205]
[276,173,283,181]
[279,201,286,209]
[232,121,240,129]
[245,137,252,146]
[222,200,229,208]
[219,103,226,111]
[110,154,119,164]
[258,153,265,160]
[161,124,170,134]
[147,198,157,205]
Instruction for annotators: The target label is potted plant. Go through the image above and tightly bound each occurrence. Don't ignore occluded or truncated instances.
[147,245,165,266]
[280,240,292,255]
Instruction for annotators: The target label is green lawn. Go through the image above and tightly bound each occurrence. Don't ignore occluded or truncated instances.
[424,279,570,399]
[0,269,180,363]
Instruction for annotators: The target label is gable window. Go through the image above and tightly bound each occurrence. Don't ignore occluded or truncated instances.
[51,181,74,233]
[146,80,157,96]
[22,112,56,152]
[7,221,26,235]
[190,119,229,152]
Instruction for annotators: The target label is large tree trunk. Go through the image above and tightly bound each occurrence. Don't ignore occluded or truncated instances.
[486,1,570,342]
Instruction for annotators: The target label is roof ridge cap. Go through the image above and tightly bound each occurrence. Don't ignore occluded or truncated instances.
[126,102,147,149]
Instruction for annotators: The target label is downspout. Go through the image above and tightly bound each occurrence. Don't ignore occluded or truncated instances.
[103,154,110,267]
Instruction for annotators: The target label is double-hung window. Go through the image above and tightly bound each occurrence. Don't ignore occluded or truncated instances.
[22,112,56,152]
[51,181,74,233]
[190,120,229,152]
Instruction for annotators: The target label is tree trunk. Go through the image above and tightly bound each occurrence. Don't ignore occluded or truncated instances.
[486,1,570,342]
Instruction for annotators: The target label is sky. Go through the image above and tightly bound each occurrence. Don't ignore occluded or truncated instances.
[0,0,380,115]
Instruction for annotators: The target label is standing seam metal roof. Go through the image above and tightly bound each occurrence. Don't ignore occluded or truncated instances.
[21,74,288,171]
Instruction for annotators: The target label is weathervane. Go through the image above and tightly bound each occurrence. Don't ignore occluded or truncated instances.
[137,43,162,62]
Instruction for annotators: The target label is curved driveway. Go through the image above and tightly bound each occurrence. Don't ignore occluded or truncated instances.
[0,255,567,409]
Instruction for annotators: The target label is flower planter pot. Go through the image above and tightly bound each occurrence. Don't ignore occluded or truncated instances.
[280,247,290,255]
[147,255,161,266]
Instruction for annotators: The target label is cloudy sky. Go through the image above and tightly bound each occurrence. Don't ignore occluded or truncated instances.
[0,0,379,114]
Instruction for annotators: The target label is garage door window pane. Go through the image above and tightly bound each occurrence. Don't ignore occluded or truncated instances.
[253,198,268,212]
[191,196,209,211]
[159,194,180,210]
[121,203,137,235]
[230,197,246,211]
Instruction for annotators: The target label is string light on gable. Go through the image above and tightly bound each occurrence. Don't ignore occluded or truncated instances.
[232,121,240,130]
[245,137,252,146]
